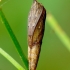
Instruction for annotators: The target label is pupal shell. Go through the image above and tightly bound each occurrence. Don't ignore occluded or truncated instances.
[28,0,46,70]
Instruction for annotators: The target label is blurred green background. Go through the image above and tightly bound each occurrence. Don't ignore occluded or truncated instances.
[0,0,70,70]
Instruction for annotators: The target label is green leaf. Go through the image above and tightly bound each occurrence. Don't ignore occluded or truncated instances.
[0,48,25,70]
[0,9,28,70]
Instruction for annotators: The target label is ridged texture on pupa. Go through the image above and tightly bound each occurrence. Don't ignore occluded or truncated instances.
[28,0,46,70]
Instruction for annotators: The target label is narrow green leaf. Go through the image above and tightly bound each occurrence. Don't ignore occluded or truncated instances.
[0,48,25,70]
[47,13,70,51]
[0,9,28,70]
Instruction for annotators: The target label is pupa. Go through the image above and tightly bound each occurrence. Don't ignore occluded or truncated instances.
[28,0,46,70]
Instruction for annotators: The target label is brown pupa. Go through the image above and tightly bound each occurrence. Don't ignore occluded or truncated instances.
[28,0,46,70]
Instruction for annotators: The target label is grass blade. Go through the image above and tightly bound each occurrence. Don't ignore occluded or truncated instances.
[0,48,25,70]
[47,13,70,51]
[0,9,28,70]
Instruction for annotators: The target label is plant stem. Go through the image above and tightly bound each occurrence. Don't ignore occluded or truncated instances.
[0,9,28,70]
[47,13,70,51]
[0,48,25,70]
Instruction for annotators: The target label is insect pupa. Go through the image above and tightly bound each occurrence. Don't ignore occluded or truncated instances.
[28,0,46,70]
